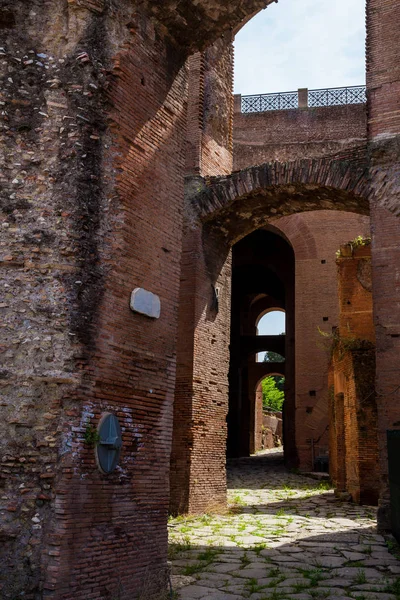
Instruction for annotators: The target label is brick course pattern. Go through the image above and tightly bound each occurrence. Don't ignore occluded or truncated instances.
[233,101,367,170]
[190,153,370,241]
[330,244,379,505]
[271,213,371,470]
[1,1,188,597]
[366,0,400,529]
[1,0,400,597]
[229,102,371,471]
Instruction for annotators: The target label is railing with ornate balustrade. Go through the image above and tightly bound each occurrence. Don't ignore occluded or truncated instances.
[241,90,298,112]
[239,85,366,113]
[308,86,366,107]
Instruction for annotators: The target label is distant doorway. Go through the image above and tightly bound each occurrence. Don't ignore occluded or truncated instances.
[227,227,296,466]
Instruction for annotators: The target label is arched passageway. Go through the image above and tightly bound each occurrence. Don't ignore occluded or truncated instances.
[227,228,295,466]
[171,197,371,515]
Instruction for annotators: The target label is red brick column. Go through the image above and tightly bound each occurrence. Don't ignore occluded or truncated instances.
[170,37,235,513]
[331,391,347,494]
[331,245,378,504]
[185,39,234,177]
[170,223,232,513]
[255,383,264,451]
[367,0,400,528]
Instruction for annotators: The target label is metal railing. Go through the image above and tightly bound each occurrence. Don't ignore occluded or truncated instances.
[241,90,298,112]
[309,86,366,107]
[240,85,366,113]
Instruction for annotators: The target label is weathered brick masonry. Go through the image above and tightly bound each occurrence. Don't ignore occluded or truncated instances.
[366,0,400,529]
[1,0,280,597]
[232,102,370,469]
[233,101,367,170]
[330,243,378,505]
[177,151,372,508]
[170,37,235,514]
[2,0,400,597]
[1,1,188,597]
[272,213,371,470]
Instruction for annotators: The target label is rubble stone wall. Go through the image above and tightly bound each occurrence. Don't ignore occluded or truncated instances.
[1,1,190,597]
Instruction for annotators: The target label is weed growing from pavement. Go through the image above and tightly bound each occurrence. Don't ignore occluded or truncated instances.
[354,568,367,585]
[383,576,400,598]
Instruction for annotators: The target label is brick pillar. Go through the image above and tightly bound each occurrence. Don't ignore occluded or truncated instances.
[367,0,400,529]
[334,393,347,493]
[331,245,379,505]
[255,383,264,451]
[170,222,232,514]
[0,2,189,597]
[185,38,235,178]
[234,94,242,113]
[170,37,236,514]
[298,88,308,109]
[186,53,205,175]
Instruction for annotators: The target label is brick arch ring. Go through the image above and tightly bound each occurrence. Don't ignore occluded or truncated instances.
[187,156,370,245]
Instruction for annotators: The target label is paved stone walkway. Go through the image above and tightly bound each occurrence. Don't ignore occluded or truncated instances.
[168,449,400,600]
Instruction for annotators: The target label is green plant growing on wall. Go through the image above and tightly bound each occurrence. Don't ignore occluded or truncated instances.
[336,235,371,258]
[84,425,100,447]
[317,325,373,361]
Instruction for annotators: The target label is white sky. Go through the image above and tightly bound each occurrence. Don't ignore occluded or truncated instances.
[257,311,286,361]
[234,0,366,95]
[258,311,286,336]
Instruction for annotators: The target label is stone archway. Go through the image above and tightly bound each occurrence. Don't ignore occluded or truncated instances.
[171,152,370,515]
[189,155,370,240]
[139,0,276,52]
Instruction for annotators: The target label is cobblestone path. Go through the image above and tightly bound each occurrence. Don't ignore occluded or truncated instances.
[168,450,400,600]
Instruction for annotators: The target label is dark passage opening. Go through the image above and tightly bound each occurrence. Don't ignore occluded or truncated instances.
[227,227,297,468]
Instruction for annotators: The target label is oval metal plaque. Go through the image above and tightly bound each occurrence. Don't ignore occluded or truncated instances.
[95,413,122,474]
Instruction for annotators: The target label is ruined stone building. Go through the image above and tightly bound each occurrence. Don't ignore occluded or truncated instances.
[1,0,400,598]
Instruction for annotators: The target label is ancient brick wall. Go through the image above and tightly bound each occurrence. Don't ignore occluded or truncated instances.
[1,0,400,594]
[171,30,237,513]
[330,245,379,505]
[227,99,371,470]
[257,408,283,451]
[337,243,374,343]
[331,350,378,505]
[366,0,400,529]
[170,223,232,514]
[233,102,367,169]
[329,368,347,495]
[186,39,234,176]
[255,383,263,450]
[171,30,236,513]
[270,214,371,470]
[1,1,189,597]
